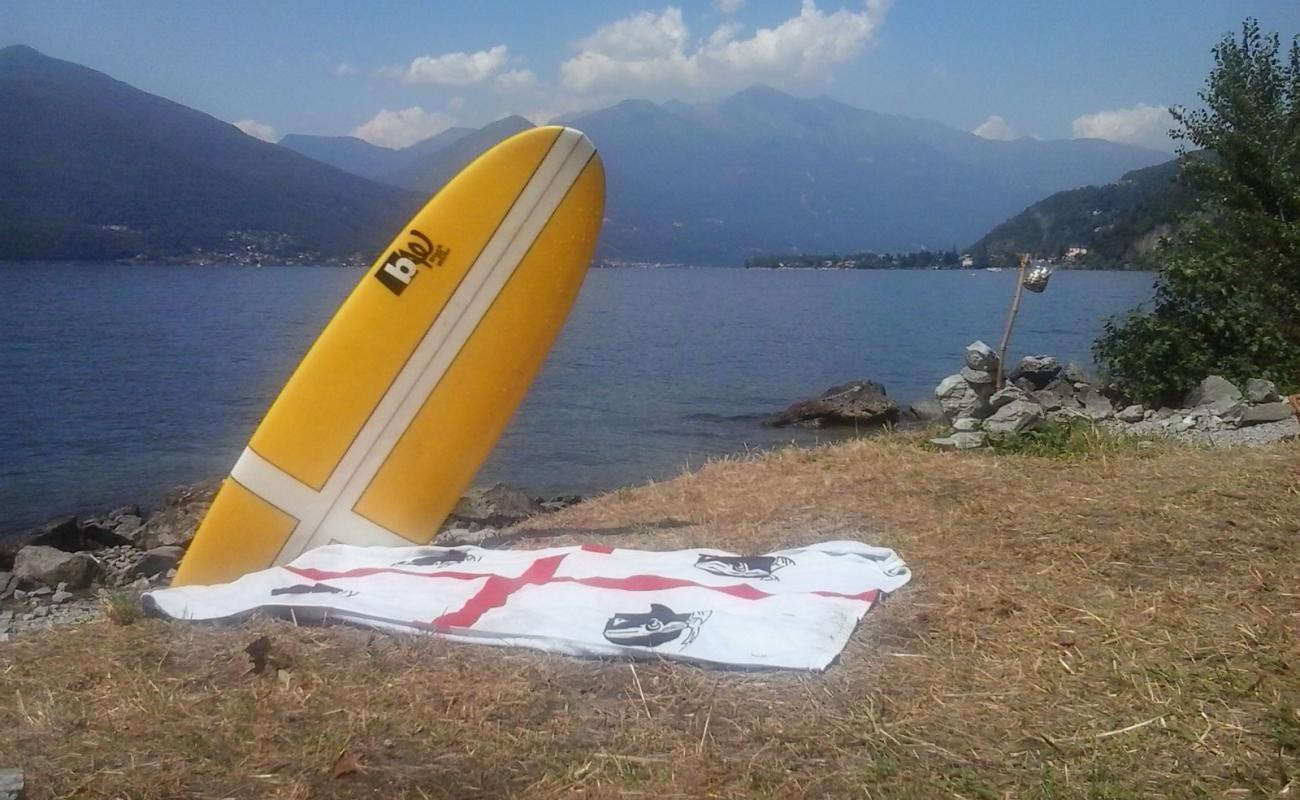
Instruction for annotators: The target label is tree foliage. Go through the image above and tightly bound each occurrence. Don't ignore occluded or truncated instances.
[1093,19,1300,404]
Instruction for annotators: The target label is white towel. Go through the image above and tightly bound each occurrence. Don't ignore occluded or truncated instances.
[144,540,910,671]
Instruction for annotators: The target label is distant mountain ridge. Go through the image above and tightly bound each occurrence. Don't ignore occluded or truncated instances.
[2,45,1173,264]
[0,45,419,262]
[967,157,1197,267]
[278,127,473,183]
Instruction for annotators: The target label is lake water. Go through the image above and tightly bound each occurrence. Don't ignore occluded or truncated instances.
[0,264,1153,533]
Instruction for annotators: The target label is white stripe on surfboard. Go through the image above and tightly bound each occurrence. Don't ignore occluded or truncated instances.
[227,128,595,564]
[231,447,413,548]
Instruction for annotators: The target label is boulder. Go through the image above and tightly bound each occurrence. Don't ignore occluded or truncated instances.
[1008,355,1061,390]
[13,545,100,590]
[906,399,945,421]
[935,374,992,420]
[164,479,222,508]
[1029,389,1066,412]
[0,571,14,599]
[1229,401,1294,427]
[1117,404,1146,423]
[952,417,981,432]
[1012,377,1037,393]
[127,546,185,580]
[0,768,22,800]
[1059,362,1091,385]
[1081,393,1115,421]
[83,505,146,544]
[983,399,1045,434]
[452,483,542,526]
[964,340,999,372]
[0,515,129,569]
[1244,378,1281,404]
[135,480,219,550]
[928,431,986,451]
[763,379,900,428]
[1184,375,1243,415]
[960,366,995,386]
[988,385,1026,411]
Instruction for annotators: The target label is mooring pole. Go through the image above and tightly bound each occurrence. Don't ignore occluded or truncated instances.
[994,253,1031,390]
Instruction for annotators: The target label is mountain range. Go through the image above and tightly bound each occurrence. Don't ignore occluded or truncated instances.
[1,45,1173,264]
[968,157,1195,267]
[0,45,420,262]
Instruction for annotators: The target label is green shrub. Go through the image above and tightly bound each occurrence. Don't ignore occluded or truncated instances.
[983,417,1153,459]
[1094,20,1300,405]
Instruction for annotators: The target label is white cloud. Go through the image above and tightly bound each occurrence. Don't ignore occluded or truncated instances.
[560,0,890,94]
[334,62,358,77]
[351,107,455,148]
[1072,103,1174,150]
[234,119,277,142]
[494,68,539,93]
[715,0,746,12]
[388,45,510,86]
[972,114,1015,141]
[445,96,466,111]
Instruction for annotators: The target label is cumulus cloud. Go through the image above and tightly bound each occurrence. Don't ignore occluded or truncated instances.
[972,114,1015,141]
[234,119,277,142]
[1072,103,1174,150]
[495,68,539,93]
[386,45,510,86]
[351,107,455,148]
[560,0,890,94]
[334,62,358,77]
[715,0,746,12]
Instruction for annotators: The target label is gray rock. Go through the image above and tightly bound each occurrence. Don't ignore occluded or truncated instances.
[453,483,543,525]
[1081,393,1115,421]
[983,399,1046,434]
[1117,404,1146,423]
[28,586,51,598]
[1012,377,1037,393]
[928,431,987,450]
[1008,355,1061,390]
[1231,401,1294,427]
[935,374,992,420]
[1184,375,1243,415]
[906,399,944,421]
[0,769,23,800]
[127,546,184,580]
[964,340,999,372]
[434,526,500,547]
[763,379,900,429]
[13,546,100,590]
[1059,362,1091,385]
[988,385,1026,411]
[952,417,981,432]
[51,589,73,604]
[1244,378,1281,404]
[959,366,995,386]
[0,572,13,599]
[1029,389,1066,412]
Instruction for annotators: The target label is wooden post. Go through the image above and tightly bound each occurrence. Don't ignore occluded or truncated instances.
[994,254,1031,391]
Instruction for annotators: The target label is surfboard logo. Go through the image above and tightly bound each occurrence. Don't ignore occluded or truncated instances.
[375,229,450,295]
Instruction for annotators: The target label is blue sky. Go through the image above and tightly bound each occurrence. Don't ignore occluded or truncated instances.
[6,1,1299,151]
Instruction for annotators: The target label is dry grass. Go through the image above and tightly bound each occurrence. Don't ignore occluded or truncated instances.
[3,435,1299,798]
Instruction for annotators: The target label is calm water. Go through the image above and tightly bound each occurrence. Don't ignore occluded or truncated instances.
[0,264,1153,532]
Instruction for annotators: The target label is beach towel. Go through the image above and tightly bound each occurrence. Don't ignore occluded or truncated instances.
[144,540,910,670]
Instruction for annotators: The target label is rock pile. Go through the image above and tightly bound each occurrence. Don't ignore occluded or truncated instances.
[928,343,1298,450]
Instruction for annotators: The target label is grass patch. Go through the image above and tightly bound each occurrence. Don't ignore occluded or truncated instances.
[983,416,1156,459]
[2,435,1297,798]
[102,589,141,625]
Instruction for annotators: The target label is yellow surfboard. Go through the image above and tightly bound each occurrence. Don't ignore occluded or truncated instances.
[173,126,604,586]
